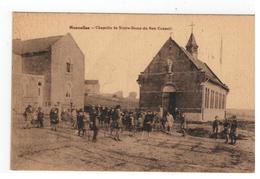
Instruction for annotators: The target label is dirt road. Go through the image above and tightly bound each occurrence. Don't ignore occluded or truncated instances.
[11,117,254,172]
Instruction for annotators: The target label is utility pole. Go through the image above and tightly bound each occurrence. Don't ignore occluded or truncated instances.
[219,35,223,78]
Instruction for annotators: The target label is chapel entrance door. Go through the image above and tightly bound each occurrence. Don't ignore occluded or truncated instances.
[162,92,176,113]
[168,93,176,113]
[162,84,176,114]
[162,92,170,113]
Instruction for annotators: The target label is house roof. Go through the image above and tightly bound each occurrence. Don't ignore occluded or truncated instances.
[13,35,63,55]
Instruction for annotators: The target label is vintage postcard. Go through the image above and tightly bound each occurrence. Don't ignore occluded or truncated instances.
[11,12,254,172]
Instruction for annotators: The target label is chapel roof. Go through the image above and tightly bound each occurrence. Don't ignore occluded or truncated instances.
[155,36,229,91]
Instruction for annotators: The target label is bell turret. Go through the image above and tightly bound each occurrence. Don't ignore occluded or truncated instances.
[186,33,198,59]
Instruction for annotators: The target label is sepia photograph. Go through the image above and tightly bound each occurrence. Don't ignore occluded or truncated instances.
[11,12,254,172]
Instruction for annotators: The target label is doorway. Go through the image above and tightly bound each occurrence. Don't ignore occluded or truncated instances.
[162,84,176,114]
[162,92,176,114]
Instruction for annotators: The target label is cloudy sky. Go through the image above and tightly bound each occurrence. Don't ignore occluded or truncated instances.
[13,13,254,109]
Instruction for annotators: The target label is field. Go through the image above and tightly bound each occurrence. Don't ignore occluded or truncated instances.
[11,112,255,172]
[226,108,255,121]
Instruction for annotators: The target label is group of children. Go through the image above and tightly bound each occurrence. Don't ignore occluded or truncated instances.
[22,104,238,144]
[212,115,238,145]
[23,105,44,129]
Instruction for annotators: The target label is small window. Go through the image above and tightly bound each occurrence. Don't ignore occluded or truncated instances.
[66,58,73,73]
[215,92,218,108]
[222,94,225,109]
[219,93,222,109]
[205,88,209,109]
[210,90,214,109]
[66,62,71,72]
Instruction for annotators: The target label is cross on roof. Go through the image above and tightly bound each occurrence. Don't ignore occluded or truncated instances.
[189,22,195,33]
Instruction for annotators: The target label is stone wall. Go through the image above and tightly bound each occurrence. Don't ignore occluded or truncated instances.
[12,73,44,113]
[21,51,52,105]
[51,34,85,110]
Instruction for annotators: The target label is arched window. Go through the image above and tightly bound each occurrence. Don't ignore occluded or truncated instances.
[66,58,73,73]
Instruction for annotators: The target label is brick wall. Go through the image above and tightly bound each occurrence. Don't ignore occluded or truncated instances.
[139,38,203,113]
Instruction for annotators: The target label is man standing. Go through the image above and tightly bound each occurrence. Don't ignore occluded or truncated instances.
[37,107,44,128]
[230,116,238,145]
[142,111,153,140]
[50,108,59,131]
[77,109,85,136]
[112,105,122,141]
[212,116,220,139]
[89,106,99,142]
[103,107,110,135]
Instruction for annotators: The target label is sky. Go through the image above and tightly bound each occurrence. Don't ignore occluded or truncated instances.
[13,13,254,109]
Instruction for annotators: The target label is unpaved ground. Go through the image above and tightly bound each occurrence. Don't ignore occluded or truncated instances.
[11,115,255,172]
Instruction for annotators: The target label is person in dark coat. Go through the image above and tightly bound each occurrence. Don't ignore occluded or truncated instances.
[77,109,85,136]
[230,116,238,145]
[37,107,44,128]
[109,108,116,135]
[126,112,134,136]
[100,106,107,128]
[173,108,181,121]
[212,116,220,139]
[50,108,59,131]
[89,106,99,142]
[141,111,153,139]
[103,107,110,136]
[112,105,121,141]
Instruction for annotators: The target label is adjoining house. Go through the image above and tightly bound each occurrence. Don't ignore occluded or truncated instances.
[137,33,229,121]
[84,80,100,95]
[12,33,85,113]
